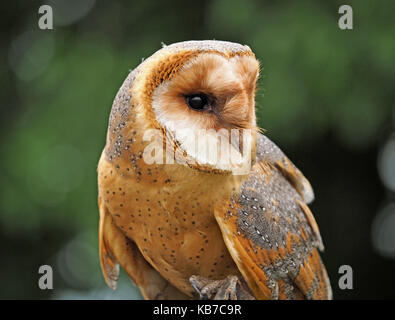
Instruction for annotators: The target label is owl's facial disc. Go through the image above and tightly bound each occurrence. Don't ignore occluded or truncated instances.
[151,53,259,173]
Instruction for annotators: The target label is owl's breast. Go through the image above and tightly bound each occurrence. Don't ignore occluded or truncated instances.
[98,151,240,295]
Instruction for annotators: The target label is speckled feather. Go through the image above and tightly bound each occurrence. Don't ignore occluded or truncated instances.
[97,40,331,300]
[214,134,331,299]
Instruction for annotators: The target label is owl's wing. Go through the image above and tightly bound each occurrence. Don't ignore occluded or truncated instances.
[214,133,332,300]
[254,133,315,205]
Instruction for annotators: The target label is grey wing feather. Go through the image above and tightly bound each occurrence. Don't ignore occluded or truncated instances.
[255,133,315,204]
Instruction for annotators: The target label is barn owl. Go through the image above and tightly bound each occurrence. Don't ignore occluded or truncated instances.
[97,40,332,300]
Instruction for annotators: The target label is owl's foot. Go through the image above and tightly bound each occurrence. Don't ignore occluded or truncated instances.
[189,275,255,300]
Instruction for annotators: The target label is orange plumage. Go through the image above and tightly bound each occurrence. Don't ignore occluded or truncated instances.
[97,40,332,300]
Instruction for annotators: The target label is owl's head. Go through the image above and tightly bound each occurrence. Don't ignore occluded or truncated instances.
[113,41,260,174]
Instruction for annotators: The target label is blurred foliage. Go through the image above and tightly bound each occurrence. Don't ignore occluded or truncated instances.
[0,0,394,299]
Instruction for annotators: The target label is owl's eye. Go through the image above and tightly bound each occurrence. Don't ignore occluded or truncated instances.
[186,94,209,111]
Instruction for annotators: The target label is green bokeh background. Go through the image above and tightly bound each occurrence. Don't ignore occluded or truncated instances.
[1,0,394,299]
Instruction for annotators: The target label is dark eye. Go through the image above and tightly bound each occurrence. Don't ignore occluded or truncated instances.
[186,94,209,111]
